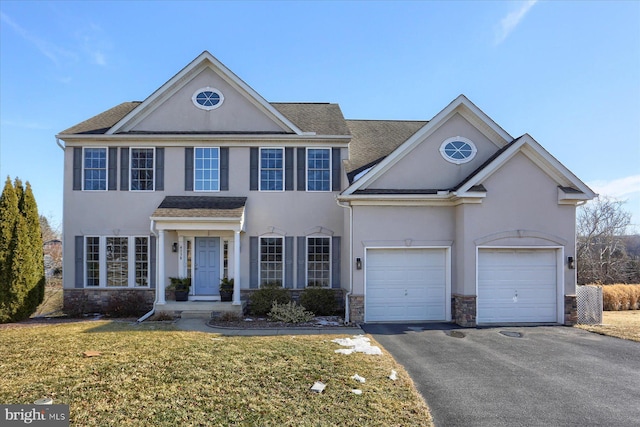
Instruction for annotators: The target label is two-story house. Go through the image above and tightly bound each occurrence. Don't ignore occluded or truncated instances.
[57,51,595,326]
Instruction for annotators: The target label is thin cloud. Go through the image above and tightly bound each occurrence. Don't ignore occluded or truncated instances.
[588,175,640,199]
[495,0,538,45]
[0,11,77,66]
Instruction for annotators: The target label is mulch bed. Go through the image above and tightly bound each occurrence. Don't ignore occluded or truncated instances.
[207,316,348,329]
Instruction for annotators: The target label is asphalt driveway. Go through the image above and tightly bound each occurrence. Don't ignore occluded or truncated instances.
[362,323,640,427]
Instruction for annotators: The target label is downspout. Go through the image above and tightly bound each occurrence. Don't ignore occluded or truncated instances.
[55,137,65,151]
[137,219,158,323]
[336,198,353,324]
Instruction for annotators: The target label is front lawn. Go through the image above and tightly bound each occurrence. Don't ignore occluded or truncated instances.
[576,310,640,342]
[0,321,432,426]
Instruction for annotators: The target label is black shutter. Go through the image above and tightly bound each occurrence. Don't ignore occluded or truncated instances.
[249,236,258,288]
[285,236,294,288]
[250,148,258,191]
[185,147,194,191]
[220,147,229,191]
[297,236,306,288]
[155,148,164,191]
[73,148,82,190]
[108,147,117,190]
[149,236,156,289]
[297,147,305,191]
[75,236,84,288]
[120,147,129,190]
[332,148,341,191]
[285,148,293,191]
[332,236,341,288]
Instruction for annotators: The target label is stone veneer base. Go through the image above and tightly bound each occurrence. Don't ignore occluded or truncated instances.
[63,288,155,315]
[453,294,477,327]
[564,294,577,325]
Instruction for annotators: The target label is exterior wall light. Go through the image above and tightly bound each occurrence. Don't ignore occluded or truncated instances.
[568,256,575,269]
[356,257,362,270]
[172,242,178,253]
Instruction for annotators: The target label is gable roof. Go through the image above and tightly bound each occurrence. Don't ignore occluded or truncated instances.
[345,120,427,176]
[59,102,141,135]
[454,133,596,200]
[342,95,514,195]
[58,102,349,137]
[107,51,306,136]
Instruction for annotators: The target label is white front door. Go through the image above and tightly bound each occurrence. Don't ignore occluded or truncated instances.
[366,248,448,322]
[477,248,558,323]
[194,237,220,296]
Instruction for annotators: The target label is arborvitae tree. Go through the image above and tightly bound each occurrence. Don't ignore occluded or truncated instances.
[0,177,45,322]
[21,181,45,310]
[0,177,20,322]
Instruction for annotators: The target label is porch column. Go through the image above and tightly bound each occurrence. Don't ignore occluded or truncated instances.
[233,230,241,305]
[157,230,166,305]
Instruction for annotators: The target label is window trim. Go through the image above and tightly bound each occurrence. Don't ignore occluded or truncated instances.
[259,147,285,192]
[439,136,477,165]
[129,147,155,192]
[259,236,285,287]
[193,147,221,192]
[84,236,150,288]
[192,87,224,111]
[306,147,331,192]
[82,147,108,191]
[306,235,332,288]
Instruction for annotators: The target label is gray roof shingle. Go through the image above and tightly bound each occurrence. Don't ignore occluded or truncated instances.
[59,102,141,135]
[152,196,247,218]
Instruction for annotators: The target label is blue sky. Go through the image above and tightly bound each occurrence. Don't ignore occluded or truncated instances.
[1,1,639,231]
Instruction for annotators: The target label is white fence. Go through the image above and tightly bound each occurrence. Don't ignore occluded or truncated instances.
[577,285,603,324]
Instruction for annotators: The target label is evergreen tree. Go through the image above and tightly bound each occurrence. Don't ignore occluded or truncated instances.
[22,182,45,310]
[0,177,45,322]
[0,177,19,322]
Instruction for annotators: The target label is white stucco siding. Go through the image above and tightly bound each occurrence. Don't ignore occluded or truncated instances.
[351,205,455,296]
[131,68,286,133]
[367,114,500,191]
[457,152,577,297]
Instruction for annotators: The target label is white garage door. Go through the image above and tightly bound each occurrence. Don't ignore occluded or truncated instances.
[366,248,448,322]
[478,249,558,323]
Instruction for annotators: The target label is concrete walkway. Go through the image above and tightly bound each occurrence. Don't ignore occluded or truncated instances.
[175,317,363,336]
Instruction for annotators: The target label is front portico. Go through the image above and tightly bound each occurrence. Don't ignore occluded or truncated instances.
[151,196,246,307]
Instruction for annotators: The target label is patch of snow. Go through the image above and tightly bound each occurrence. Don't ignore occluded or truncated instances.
[243,318,254,322]
[389,370,397,381]
[351,389,362,395]
[351,374,366,383]
[332,335,382,355]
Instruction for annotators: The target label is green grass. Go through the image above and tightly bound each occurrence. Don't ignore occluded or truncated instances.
[576,310,640,342]
[0,321,432,426]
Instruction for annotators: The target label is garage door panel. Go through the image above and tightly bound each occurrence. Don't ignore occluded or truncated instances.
[478,249,558,324]
[366,248,448,322]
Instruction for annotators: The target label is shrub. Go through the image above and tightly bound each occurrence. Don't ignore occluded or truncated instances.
[602,284,640,311]
[268,301,314,324]
[104,292,150,317]
[215,311,243,322]
[249,282,291,316]
[299,287,338,315]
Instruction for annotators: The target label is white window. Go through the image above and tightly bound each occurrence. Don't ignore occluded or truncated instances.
[194,147,220,191]
[83,148,107,191]
[85,236,149,288]
[259,236,284,286]
[307,148,331,191]
[130,148,155,191]
[307,236,331,287]
[259,148,284,191]
[439,136,477,164]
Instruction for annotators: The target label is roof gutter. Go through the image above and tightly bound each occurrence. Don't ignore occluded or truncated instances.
[55,137,65,151]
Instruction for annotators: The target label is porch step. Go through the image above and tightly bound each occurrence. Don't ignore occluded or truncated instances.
[155,301,245,319]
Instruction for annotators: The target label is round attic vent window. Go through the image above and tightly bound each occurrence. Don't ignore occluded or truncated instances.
[439,136,477,164]
[192,87,224,110]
